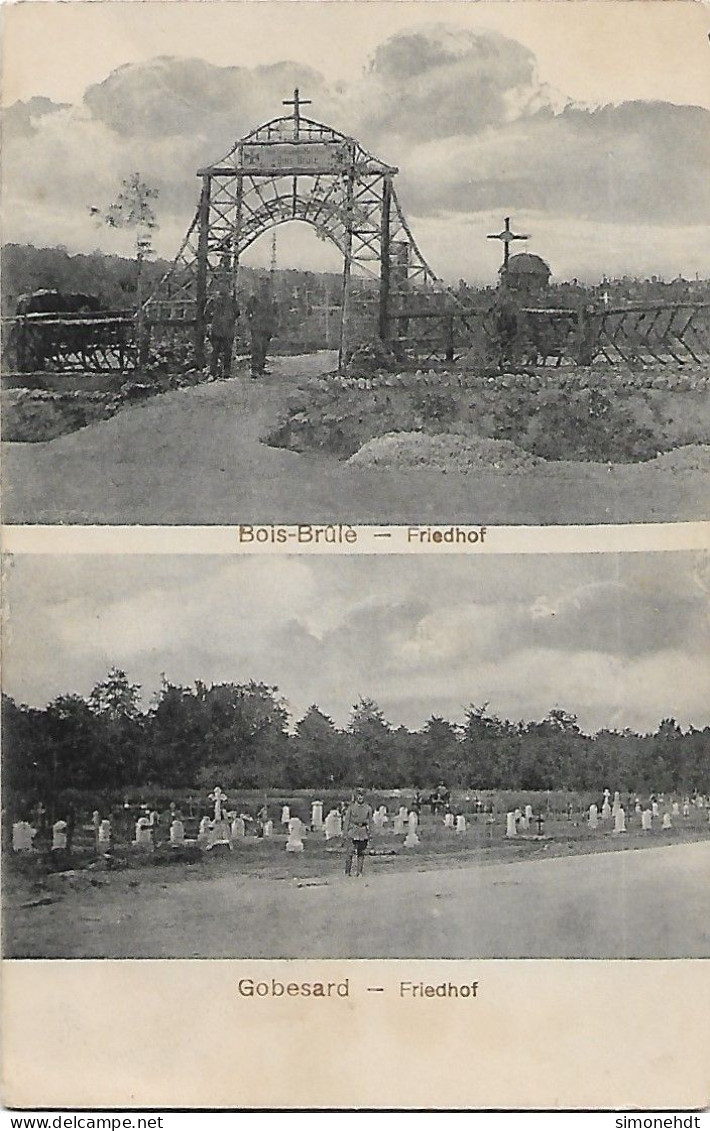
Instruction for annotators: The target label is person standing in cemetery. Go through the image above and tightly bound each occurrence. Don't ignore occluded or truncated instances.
[207,285,240,379]
[246,278,278,378]
[343,788,373,878]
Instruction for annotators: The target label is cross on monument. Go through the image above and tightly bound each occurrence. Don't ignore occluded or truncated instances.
[487,216,529,267]
[283,88,312,140]
[209,787,228,822]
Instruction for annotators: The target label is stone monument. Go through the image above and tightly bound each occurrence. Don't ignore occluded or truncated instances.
[52,820,68,850]
[286,816,305,852]
[404,812,420,847]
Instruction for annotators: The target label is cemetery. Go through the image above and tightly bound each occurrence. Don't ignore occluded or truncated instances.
[3,93,710,523]
[5,783,710,959]
[4,663,710,956]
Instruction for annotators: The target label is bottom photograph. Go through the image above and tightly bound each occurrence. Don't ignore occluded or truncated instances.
[3,551,709,960]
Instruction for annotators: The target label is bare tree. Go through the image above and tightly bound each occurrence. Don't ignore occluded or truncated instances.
[91,173,159,360]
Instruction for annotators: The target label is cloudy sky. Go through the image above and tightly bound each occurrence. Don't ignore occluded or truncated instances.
[4,552,709,734]
[3,1,709,282]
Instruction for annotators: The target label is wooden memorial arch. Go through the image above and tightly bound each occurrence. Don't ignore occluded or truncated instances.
[144,90,443,367]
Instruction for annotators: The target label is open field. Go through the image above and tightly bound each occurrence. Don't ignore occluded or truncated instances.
[4,354,710,524]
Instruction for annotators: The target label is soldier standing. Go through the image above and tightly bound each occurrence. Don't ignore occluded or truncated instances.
[207,287,240,379]
[246,279,278,378]
[343,788,374,878]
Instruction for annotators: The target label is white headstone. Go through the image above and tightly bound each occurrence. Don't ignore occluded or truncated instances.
[373,809,386,832]
[662,812,672,830]
[682,800,690,818]
[506,812,517,838]
[134,818,152,847]
[635,801,642,814]
[281,805,291,825]
[333,812,342,837]
[263,820,274,838]
[443,812,455,829]
[601,801,611,820]
[652,801,659,818]
[198,816,211,840]
[208,818,232,848]
[525,805,534,823]
[311,801,324,829]
[98,819,111,845]
[588,804,598,830]
[398,806,408,823]
[52,820,68,850]
[231,817,246,840]
[92,810,100,830]
[286,816,304,852]
[393,814,405,836]
[514,808,522,822]
[169,819,185,846]
[613,808,626,833]
[455,815,466,834]
[672,802,680,816]
[404,811,420,848]
[324,810,339,840]
[642,809,652,831]
[12,818,35,850]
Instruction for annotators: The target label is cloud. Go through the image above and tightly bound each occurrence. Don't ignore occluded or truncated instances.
[82,56,329,141]
[2,96,70,139]
[2,25,709,277]
[4,554,709,735]
[346,25,558,143]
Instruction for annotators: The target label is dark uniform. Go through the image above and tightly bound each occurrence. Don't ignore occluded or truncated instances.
[246,285,278,378]
[207,292,240,378]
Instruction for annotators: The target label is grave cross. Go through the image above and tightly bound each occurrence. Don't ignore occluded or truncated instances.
[283,88,312,140]
[487,216,529,267]
[209,787,228,822]
[535,814,545,836]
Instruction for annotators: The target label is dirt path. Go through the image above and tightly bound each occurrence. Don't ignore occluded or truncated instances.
[5,355,709,524]
[7,841,708,959]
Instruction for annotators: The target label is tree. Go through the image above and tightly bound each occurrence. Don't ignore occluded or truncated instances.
[198,681,290,789]
[289,706,347,788]
[145,678,210,787]
[89,667,141,721]
[88,669,144,787]
[91,173,159,355]
[348,698,397,786]
[419,717,461,786]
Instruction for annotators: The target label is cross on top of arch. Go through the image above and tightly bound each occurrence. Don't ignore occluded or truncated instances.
[282,88,312,139]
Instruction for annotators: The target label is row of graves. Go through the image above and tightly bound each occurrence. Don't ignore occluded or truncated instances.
[504,790,709,839]
[11,794,440,859]
[11,786,709,865]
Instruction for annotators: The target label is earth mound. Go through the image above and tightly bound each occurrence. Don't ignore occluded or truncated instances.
[647,444,710,472]
[347,432,542,473]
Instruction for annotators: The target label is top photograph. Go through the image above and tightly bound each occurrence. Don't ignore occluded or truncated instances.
[2,0,709,526]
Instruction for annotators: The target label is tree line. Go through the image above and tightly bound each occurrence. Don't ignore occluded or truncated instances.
[3,669,709,811]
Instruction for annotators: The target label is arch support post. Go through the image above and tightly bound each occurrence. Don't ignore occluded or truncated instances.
[379,175,392,346]
[195,174,211,369]
[338,161,356,372]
